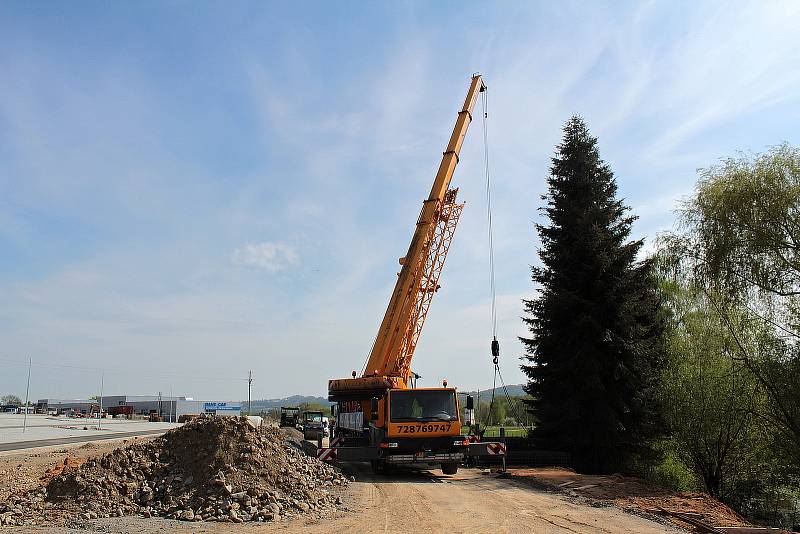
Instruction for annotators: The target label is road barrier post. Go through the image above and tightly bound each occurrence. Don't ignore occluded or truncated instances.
[499,427,506,472]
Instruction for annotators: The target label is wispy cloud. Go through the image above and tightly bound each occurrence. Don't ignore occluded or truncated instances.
[231,242,298,271]
[2,1,799,400]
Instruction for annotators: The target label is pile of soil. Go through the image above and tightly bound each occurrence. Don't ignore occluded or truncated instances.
[0,417,349,527]
[40,456,84,485]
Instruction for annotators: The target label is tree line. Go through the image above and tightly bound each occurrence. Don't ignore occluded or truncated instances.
[521,117,799,524]
[1,395,23,406]
[462,394,531,428]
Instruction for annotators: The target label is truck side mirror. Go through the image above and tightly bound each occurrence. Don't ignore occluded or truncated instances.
[370,398,379,419]
[330,405,335,416]
[466,395,474,410]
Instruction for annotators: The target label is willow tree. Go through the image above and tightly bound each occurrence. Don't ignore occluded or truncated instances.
[671,143,800,472]
[656,267,766,501]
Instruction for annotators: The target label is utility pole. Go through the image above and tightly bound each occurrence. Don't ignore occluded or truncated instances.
[476,388,481,436]
[22,357,31,433]
[247,370,253,416]
[98,371,104,430]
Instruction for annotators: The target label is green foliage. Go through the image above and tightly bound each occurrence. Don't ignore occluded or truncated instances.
[476,397,505,426]
[656,276,767,499]
[463,395,531,428]
[655,145,800,525]
[685,143,800,302]
[637,439,698,493]
[297,402,330,414]
[521,116,666,474]
[667,144,800,475]
[1,394,22,406]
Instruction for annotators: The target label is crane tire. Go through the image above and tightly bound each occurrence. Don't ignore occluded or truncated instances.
[441,462,459,475]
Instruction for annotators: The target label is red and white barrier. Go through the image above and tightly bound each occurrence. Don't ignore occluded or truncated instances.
[317,447,337,462]
[486,442,507,455]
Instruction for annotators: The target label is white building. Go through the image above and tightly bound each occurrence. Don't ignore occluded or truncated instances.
[100,395,241,421]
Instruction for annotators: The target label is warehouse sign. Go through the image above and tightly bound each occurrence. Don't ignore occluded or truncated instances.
[203,402,240,412]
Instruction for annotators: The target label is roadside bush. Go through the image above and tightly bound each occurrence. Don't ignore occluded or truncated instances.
[641,440,697,492]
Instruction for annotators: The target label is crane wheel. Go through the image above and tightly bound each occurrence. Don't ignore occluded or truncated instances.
[441,462,459,475]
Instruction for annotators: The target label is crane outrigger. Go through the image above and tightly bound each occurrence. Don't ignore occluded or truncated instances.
[322,75,506,474]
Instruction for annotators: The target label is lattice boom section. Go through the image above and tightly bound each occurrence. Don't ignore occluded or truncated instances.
[393,188,464,379]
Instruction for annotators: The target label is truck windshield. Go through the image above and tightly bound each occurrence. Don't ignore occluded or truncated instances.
[390,390,457,422]
[305,413,323,422]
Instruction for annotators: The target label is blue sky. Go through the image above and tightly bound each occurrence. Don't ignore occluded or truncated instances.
[1,1,799,401]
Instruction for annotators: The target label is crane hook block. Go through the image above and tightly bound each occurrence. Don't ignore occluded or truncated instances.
[491,337,500,358]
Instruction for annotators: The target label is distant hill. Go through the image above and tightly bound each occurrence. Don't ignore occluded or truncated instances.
[459,384,527,399]
[244,395,332,411]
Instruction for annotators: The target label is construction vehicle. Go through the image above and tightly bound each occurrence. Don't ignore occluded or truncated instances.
[279,406,300,428]
[324,75,505,474]
[302,410,325,440]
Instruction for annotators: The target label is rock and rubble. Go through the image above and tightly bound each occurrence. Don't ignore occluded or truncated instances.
[0,417,349,527]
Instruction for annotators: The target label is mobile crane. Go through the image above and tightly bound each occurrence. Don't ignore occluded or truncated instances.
[324,75,505,474]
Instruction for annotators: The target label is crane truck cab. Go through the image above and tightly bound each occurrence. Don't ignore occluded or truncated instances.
[379,387,465,474]
[328,379,468,474]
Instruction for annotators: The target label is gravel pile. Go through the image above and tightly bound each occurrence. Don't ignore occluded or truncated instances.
[0,417,349,527]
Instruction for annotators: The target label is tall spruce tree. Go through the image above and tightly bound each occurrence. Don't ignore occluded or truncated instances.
[521,117,665,474]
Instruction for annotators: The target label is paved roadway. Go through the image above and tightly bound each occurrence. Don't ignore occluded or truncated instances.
[0,414,178,451]
[0,429,171,452]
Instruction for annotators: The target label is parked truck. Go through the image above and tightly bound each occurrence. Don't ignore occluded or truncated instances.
[279,406,300,428]
[302,410,325,440]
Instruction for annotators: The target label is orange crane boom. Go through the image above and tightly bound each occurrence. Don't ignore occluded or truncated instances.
[323,75,506,476]
[362,74,486,386]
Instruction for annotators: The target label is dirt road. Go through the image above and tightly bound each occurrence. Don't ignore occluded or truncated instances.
[19,464,682,534]
[284,465,683,533]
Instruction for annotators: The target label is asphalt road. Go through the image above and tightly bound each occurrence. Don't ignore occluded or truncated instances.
[0,429,170,452]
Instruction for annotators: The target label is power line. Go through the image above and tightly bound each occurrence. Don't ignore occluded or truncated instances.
[22,357,31,433]
[247,370,253,415]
